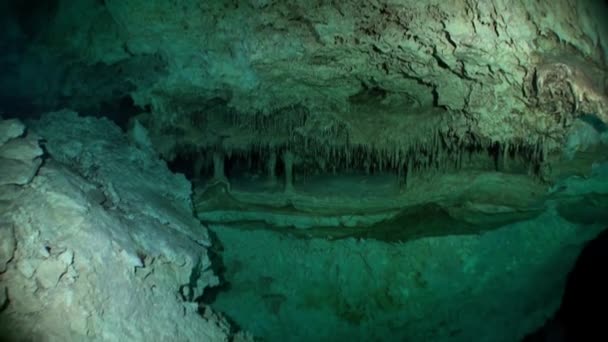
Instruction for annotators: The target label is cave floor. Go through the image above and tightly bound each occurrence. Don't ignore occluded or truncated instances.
[207,215,605,342]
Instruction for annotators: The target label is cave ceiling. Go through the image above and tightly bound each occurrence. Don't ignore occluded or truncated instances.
[1,0,607,179]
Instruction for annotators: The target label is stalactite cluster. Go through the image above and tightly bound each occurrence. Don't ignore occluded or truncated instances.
[172,105,553,190]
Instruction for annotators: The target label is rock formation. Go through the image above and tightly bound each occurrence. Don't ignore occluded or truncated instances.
[2,0,607,188]
[0,113,251,341]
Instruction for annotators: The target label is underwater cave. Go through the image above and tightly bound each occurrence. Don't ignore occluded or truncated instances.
[1,0,608,341]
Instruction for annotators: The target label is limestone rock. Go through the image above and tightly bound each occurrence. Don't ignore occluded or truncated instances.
[35,251,73,289]
[0,135,43,161]
[563,116,604,160]
[128,118,155,152]
[0,224,15,273]
[0,119,25,146]
[3,1,607,161]
[0,184,22,202]
[0,112,244,341]
[16,259,36,279]
[0,119,44,186]
[0,157,43,186]
[29,110,210,246]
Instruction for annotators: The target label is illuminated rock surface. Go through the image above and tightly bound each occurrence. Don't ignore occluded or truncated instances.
[0,115,251,341]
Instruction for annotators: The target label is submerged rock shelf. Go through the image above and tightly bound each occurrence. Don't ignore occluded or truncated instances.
[194,168,546,235]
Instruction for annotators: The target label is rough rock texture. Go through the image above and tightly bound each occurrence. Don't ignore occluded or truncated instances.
[209,214,605,342]
[0,114,251,341]
[0,119,25,145]
[4,0,605,164]
[0,119,42,186]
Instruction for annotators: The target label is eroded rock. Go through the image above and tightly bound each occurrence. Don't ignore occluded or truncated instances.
[0,157,43,186]
[0,119,25,146]
[0,113,248,341]
[35,250,73,289]
[4,1,606,176]
[0,224,16,273]
[0,134,43,161]
[0,118,44,186]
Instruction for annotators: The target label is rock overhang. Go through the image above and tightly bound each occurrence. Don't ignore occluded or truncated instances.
[1,0,608,235]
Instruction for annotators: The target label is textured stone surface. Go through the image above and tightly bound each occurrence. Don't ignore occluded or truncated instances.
[0,134,43,160]
[3,0,606,162]
[0,157,42,185]
[209,214,605,342]
[0,113,250,341]
[29,109,211,245]
[0,224,15,273]
[0,118,24,145]
[0,118,43,186]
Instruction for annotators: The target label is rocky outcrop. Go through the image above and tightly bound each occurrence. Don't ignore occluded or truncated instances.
[0,114,251,341]
[0,118,43,186]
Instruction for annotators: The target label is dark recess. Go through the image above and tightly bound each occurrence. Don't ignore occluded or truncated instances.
[11,0,59,41]
[96,96,145,131]
[523,227,608,341]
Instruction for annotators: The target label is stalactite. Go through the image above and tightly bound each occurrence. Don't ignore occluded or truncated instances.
[185,116,561,191]
[212,150,227,183]
[193,151,204,179]
[283,150,295,193]
[503,142,509,172]
[492,142,499,171]
[406,157,413,184]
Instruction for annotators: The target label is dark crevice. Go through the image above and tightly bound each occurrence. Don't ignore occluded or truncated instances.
[348,83,388,104]
[167,152,207,181]
[0,287,9,313]
[434,54,450,70]
[226,151,269,180]
[95,96,145,131]
[431,86,440,107]
[194,230,244,337]
[198,229,231,306]
[524,227,608,341]
[579,113,608,133]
